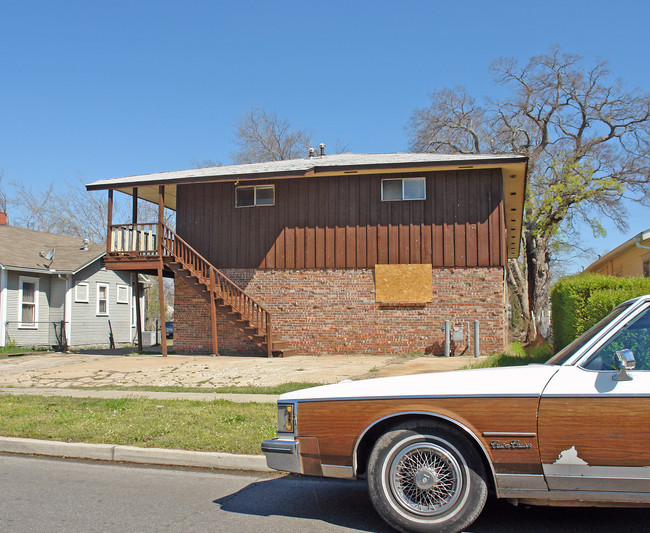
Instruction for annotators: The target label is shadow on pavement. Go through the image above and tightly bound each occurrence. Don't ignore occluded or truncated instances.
[215,475,649,533]
[213,475,391,532]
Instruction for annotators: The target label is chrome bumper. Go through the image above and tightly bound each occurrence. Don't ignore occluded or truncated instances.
[261,439,302,474]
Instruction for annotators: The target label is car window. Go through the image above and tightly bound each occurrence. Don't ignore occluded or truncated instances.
[546,303,632,366]
[582,305,650,371]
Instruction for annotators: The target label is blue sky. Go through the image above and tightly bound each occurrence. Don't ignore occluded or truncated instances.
[1,0,648,272]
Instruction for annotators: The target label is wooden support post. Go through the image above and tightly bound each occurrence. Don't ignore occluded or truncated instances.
[158,265,167,356]
[267,316,273,358]
[134,274,143,352]
[107,189,113,252]
[209,269,219,356]
[158,186,165,257]
[132,187,138,251]
[157,186,168,356]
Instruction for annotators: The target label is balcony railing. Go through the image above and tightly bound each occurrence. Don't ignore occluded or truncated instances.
[109,223,158,256]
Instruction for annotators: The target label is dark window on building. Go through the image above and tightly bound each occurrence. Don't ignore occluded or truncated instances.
[236,185,275,207]
[644,260,649,277]
[381,177,425,201]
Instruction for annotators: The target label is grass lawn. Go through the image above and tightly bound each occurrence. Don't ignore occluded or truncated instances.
[466,342,553,369]
[0,395,275,455]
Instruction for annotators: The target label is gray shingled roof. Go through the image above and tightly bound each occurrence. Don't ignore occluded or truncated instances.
[0,225,105,273]
[86,152,527,190]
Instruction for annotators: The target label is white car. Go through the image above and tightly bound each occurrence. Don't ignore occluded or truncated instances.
[262,294,650,533]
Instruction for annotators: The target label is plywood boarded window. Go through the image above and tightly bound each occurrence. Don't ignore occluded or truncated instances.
[375,264,432,303]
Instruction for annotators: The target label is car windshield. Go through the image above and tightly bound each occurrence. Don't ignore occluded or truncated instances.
[546,302,633,366]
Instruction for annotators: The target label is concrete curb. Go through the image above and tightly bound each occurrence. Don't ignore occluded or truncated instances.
[0,436,271,473]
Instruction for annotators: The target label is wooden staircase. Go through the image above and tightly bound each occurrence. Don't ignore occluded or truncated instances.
[158,225,295,357]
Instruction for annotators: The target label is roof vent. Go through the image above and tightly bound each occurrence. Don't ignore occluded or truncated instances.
[319,143,325,156]
[81,238,90,251]
[308,147,315,158]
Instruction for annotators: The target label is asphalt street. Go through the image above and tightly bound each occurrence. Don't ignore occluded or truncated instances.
[2,454,648,533]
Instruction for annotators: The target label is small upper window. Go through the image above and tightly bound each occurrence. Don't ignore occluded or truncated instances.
[236,185,275,207]
[75,282,89,303]
[19,277,39,328]
[97,283,109,316]
[644,260,649,278]
[117,285,129,304]
[381,178,425,201]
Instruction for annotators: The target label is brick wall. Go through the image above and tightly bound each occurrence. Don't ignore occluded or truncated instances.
[174,267,506,356]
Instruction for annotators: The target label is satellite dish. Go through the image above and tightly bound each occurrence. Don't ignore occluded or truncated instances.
[39,248,55,267]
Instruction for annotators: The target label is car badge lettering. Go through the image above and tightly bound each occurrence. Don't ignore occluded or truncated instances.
[490,439,533,450]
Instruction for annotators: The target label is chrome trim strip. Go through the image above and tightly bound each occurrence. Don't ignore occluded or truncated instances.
[545,476,650,492]
[351,411,497,487]
[321,464,355,479]
[541,393,650,398]
[483,432,537,438]
[294,394,540,403]
[497,488,650,504]
[495,473,547,491]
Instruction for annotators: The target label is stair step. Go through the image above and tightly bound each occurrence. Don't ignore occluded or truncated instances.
[272,348,298,358]
[270,341,292,350]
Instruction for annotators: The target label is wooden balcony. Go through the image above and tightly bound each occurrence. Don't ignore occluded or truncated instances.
[102,222,289,357]
[104,223,166,272]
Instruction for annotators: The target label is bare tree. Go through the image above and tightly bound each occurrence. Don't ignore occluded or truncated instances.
[407,48,650,340]
[231,107,313,163]
[9,178,127,243]
[0,170,8,216]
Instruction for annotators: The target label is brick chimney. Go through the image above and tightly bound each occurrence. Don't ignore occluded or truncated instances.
[0,212,6,225]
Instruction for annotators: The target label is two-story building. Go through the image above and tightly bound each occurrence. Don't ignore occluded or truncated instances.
[86,152,527,356]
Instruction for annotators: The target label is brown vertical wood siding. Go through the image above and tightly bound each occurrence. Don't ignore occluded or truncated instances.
[176,168,506,269]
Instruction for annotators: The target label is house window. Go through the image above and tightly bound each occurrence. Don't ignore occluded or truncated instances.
[97,283,109,316]
[644,260,650,278]
[19,277,39,328]
[381,177,426,201]
[117,284,129,304]
[75,282,89,303]
[235,185,275,207]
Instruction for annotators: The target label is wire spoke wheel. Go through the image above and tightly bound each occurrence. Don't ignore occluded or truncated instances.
[389,441,462,516]
[368,422,488,533]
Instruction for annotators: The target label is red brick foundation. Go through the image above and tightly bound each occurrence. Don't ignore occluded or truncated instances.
[173,267,506,356]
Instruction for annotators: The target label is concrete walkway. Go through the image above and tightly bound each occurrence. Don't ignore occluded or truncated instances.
[0,351,484,472]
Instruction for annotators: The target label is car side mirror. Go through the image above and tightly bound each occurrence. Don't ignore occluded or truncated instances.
[613,349,636,381]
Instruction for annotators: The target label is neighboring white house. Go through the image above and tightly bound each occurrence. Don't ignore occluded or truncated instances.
[0,219,145,349]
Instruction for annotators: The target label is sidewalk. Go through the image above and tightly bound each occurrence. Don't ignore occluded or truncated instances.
[0,351,484,472]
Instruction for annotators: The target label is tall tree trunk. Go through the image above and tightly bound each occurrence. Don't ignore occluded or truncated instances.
[506,258,536,341]
[525,233,552,340]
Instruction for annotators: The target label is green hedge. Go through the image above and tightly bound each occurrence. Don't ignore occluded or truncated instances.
[551,274,650,351]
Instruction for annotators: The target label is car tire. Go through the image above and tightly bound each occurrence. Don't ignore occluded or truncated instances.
[367,420,488,533]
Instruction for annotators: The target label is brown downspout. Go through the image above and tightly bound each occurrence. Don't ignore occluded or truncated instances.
[157,186,167,356]
[209,269,219,356]
[132,188,143,352]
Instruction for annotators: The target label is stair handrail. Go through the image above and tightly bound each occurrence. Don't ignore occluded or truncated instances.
[159,224,273,356]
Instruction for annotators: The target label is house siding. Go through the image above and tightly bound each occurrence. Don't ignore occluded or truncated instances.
[174,267,506,356]
[70,262,133,346]
[4,271,51,346]
[176,168,506,270]
[585,235,650,278]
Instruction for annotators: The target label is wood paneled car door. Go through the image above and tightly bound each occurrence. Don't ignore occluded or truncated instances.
[538,303,650,493]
